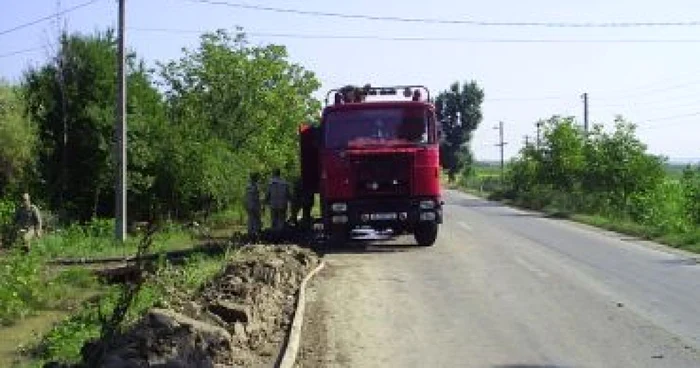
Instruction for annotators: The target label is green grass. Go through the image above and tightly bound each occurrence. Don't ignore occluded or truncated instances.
[201,208,246,231]
[0,222,200,328]
[572,214,658,238]
[31,228,195,260]
[572,214,700,253]
[0,250,103,327]
[664,163,690,180]
[21,252,230,367]
[451,180,700,254]
[0,207,244,366]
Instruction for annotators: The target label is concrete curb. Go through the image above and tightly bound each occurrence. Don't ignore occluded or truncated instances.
[278,260,326,368]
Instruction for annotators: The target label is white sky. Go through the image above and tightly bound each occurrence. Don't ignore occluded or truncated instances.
[2,0,699,162]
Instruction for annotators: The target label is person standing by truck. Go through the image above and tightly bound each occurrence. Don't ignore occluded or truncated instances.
[265,169,291,236]
[244,172,262,241]
[289,177,303,228]
[289,177,315,231]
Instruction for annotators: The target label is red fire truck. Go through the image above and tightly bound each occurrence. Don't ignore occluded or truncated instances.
[299,85,442,246]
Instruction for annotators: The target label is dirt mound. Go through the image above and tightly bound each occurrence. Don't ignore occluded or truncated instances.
[81,245,319,368]
[95,308,235,367]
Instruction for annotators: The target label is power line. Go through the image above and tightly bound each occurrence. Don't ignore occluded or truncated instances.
[185,0,700,28]
[590,69,700,97]
[0,46,46,58]
[596,89,700,108]
[597,80,700,100]
[596,98,700,113]
[486,95,572,102]
[487,83,700,106]
[644,111,700,123]
[130,27,700,43]
[637,116,700,130]
[0,0,100,37]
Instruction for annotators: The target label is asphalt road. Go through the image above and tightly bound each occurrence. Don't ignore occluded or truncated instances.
[296,189,700,368]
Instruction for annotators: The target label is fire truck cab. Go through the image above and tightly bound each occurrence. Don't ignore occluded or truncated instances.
[300,85,442,246]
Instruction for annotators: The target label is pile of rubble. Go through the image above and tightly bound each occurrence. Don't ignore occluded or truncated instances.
[84,245,319,368]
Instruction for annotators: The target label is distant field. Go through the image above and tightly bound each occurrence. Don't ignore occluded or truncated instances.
[664,163,693,179]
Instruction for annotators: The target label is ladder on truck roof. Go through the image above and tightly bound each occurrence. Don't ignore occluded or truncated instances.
[325,85,430,106]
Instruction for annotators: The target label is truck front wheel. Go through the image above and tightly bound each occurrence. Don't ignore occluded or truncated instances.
[414,223,438,247]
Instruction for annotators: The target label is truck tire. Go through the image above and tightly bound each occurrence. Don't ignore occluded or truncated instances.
[414,223,438,247]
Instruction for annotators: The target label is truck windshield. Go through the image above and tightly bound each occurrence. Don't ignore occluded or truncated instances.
[324,107,431,149]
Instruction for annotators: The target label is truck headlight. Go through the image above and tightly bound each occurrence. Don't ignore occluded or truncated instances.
[332,215,348,224]
[419,200,435,210]
[331,203,347,212]
[420,212,436,221]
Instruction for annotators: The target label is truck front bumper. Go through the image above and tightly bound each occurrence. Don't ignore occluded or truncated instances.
[324,197,442,232]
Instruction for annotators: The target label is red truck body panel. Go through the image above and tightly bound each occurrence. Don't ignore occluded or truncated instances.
[298,124,320,193]
[299,85,442,242]
[319,147,440,200]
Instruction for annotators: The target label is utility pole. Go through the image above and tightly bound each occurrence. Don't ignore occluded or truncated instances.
[56,0,68,214]
[115,0,127,241]
[582,92,589,133]
[524,135,530,147]
[536,121,542,149]
[494,121,507,183]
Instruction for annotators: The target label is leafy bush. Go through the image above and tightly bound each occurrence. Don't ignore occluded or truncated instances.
[629,180,688,233]
[0,250,47,325]
[681,165,700,225]
[501,115,697,250]
[0,197,15,246]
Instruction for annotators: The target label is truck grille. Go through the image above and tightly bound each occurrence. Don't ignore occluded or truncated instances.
[354,154,412,197]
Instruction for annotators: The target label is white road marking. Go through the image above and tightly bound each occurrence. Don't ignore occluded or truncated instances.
[515,257,550,279]
[457,221,472,232]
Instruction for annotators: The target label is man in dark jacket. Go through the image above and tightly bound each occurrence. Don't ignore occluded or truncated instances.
[244,172,262,240]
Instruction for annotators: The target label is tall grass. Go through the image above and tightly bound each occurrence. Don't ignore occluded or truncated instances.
[0,251,47,325]
[488,178,699,252]
[26,218,195,259]
[0,217,198,327]
[0,250,101,326]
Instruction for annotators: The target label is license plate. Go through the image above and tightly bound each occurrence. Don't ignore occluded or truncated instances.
[370,213,397,221]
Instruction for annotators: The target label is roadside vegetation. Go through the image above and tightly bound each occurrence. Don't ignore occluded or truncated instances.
[456,116,700,253]
[22,251,229,367]
[2,15,695,367]
[0,26,317,367]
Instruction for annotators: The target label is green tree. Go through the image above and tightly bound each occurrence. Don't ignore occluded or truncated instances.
[158,29,321,217]
[583,118,665,210]
[0,81,37,195]
[434,81,484,181]
[506,115,665,216]
[23,31,167,221]
[539,116,586,192]
[507,143,542,194]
